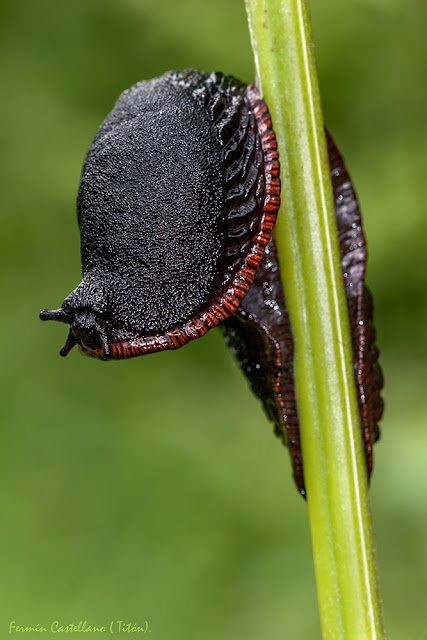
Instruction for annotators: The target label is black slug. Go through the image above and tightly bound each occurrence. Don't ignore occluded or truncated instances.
[40,70,383,496]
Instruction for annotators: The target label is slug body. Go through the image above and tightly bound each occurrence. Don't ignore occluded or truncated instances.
[41,70,383,495]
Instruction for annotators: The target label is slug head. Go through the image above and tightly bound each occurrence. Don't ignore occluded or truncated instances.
[40,307,111,360]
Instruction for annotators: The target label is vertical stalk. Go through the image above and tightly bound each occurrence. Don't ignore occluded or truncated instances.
[244,0,386,638]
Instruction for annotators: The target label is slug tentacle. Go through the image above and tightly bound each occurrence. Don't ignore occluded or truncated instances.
[59,332,77,357]
[40,309,71,323]
[99,327,112,359]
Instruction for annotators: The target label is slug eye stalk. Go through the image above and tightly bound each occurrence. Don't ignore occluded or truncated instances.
[40,309,71,324]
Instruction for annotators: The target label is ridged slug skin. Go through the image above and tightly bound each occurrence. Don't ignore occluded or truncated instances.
[221,132,383,496]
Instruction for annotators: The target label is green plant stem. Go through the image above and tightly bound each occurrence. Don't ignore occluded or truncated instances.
[244,0,385,638]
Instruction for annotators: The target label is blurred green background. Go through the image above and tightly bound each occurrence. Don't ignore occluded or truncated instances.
[1,0,426,638]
